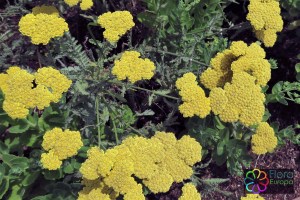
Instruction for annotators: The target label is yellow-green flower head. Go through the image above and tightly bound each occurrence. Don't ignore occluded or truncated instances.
[79,132,202,197]
[32,5,59,16]
[78,180,117,200]
[41,128,82,170]
[2,101,29,119]
[209,72,265,126]
[176,73,211,118]
[98,11,135,43]
[18,11,68,45]
[79,0,94,10]
[200,41,270,90]
[251,122,277,154]
[176,135,202,165]
[112,51,156,83]
[231,43,271,86]
[64,0,94,10]
[179,183,201,200]
[241,193,265,200]
[200,49,235,90]
[35,67,72,103]
[40,150,62,170]
[247,0,283,47]
[0,66,34,119]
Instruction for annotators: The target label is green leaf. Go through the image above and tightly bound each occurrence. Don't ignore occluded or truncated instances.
[9,120,30,134]
[295,63,300,73]
[272,81,283,94]
[21,171,40,187]
[42,169,63,180]
[0,141,8,154]
[0,164,5,184]
[63,164,74,174]
[217,141,225,156]
[0,177,9,199]
[214,116,225,130]
[135,109,155,116]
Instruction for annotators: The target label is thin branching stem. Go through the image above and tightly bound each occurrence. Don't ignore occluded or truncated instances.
[145,46,210,67]
[95,95,102,148]
[130,85,180,100]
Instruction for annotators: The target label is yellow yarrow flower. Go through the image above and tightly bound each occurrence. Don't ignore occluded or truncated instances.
[0,66,72,119]
[112,51,156,83]
[209,72,265,126]
[35,67,72,103]
[79,132,202,197]
[64,0,93,10]
[19,12,68,45]
[176,73,211,118]
[40,151,62,170]
[200,41,270,90]
[241,193,265,200]
[41,128,82,170]
[251,122,277,154]
[98,11,135,43]
[179,183,201,200]
[247,0,283,47]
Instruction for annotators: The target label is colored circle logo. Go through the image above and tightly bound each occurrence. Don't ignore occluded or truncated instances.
[244,169,269,194]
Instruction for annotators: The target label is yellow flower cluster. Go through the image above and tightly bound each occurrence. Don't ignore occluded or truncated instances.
[196,41,271,126]
[41,128,83,170]
[209,72,265,126]
[19,6,68,45]
[251,122,277,154]
[241,194,265,200]
[98,11,135,43]
[201,41,270,89]
[176,73,211,118]
[112,51,156,83]
[0,66,71,119]
[179,183,201,200]
[79,132,202,199]
[64,0,93,10]
[247,0,283,47]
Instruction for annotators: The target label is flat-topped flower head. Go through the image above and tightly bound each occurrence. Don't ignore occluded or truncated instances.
[112,51,156,83]
[176,73,211,118]
[251,122,277,154]
[200,41,270,90]
[79,132,202,198]
[19,8,68,45]
[98,11,135,43]
[247,0,283,47]
[179,183,201,200]
[209,72,265,126]
[64,0,94,10]
[41,128,83,170]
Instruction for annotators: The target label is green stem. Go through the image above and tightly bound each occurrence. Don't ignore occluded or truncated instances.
[130,86,179,100]
[128,125,143,136]
[145,47,210,67]
[87,23,102,52]
[95,96,101,148]
[110,115,119,145]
